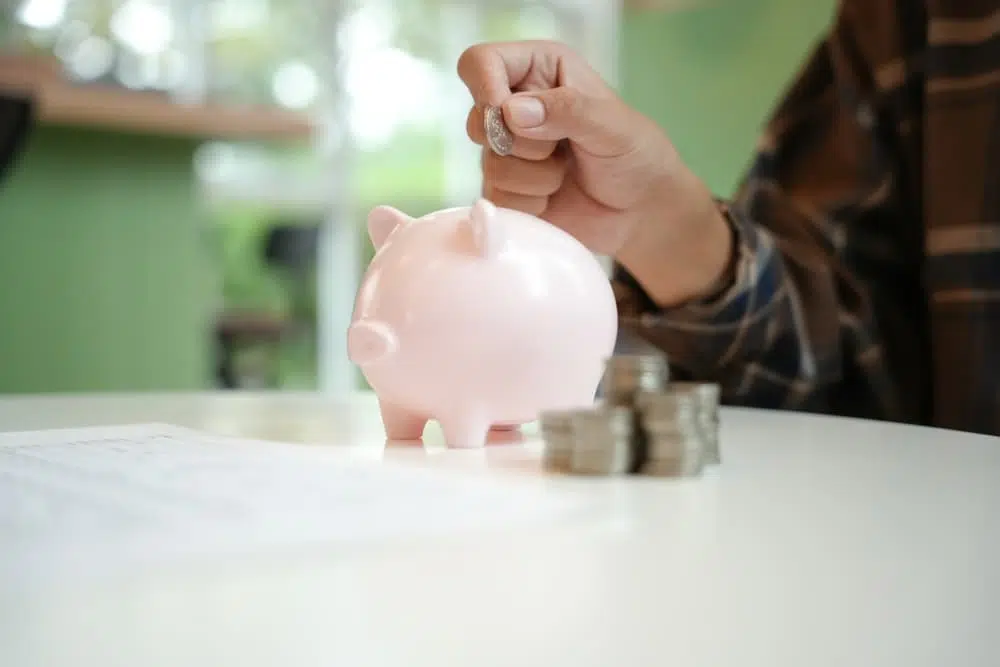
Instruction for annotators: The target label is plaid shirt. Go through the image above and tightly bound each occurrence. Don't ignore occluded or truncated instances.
[613,0,1000,436]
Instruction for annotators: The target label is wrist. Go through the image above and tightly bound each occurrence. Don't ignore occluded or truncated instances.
[689,200,740,303]
[615,173,735,308]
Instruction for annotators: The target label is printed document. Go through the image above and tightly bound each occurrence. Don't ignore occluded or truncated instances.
[0,423,578,582]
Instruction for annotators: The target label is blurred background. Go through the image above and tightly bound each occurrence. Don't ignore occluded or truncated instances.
[0,0,834,396]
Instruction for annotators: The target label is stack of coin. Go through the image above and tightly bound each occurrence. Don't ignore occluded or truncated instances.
[634,388,705,477]
[568,406,634,476]
[538,410,575,472]
[537,353,721,479]
[671,382,722,465]
[601,354,670,406]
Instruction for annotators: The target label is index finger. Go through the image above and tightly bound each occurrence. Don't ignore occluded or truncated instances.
[456,40,565,107]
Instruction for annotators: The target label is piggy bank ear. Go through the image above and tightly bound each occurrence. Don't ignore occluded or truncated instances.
[347,320,397,366]
[468,198,504,259]
[367,205,411,250]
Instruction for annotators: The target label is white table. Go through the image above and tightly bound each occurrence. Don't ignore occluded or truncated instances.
[1,391,998,667]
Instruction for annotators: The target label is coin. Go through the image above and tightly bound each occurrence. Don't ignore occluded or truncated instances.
[539,359,720,480]
[641,451,704,478]
[484,105,514,156]
[604,353,670,377]
[641,432,705,478]
[538,409,576,472]
[634,387,706,478]
[568,406,634,476]
[667,382,721,465]
[635,388,700,425]
[601,354,670,406]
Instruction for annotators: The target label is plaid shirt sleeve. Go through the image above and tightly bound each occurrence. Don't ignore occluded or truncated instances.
[612,6,912,422]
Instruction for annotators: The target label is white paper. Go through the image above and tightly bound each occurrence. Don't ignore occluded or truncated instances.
[0,424,581,585]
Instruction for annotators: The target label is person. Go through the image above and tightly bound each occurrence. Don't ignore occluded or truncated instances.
[456,0,1000,437]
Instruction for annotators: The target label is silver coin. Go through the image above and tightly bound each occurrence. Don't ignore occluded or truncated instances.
[604,353,669,371]
[689,382,721,404]
[635,388,700,417]
[539,410,576,471]
[484,105,514,156]
[646,432,704,457]
[568,407,634,475]
[641,453,704,478]
[662,382,721,465]
[571,405,634,437]
[571,445,632,475]
[645,420,703,439]
[697,417,721,465]
[635,387,707,475]
[601,354,670,406]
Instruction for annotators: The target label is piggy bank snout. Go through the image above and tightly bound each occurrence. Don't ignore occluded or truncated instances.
[347,320,397,366]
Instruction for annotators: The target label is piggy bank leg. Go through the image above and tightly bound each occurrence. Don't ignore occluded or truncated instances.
[378,399,427,441]
[438,412,490,449]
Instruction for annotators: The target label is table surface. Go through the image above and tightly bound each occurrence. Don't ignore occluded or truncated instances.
[1,391,998,667]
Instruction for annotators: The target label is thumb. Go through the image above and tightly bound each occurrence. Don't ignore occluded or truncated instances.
[501,88,638,158]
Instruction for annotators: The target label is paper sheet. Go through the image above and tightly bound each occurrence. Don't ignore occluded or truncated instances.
[0,424,580,584]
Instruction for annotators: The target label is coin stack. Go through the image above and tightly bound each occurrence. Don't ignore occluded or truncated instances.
[538,410,575,472]
[601,354,670,406]
[539,353,722,478]
[568,406,634,475]
[671,382,721,465]
[635,388,705,477]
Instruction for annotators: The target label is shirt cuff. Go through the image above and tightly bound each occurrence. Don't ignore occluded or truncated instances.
[613,201,778,328]
[611,208,785,379]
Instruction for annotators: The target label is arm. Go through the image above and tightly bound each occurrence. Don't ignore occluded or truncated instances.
[613,6,924,423]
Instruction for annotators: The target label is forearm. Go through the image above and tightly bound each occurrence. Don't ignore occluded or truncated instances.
[614,166,736,308]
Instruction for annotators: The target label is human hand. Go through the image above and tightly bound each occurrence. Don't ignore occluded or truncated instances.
[457,40,734,306]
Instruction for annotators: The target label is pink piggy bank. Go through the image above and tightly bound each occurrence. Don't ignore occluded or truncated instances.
[348,198,618,448]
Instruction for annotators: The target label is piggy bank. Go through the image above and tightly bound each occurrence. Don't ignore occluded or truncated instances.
[348,198,618,448]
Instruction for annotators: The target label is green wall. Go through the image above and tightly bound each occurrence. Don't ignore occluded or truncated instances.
[0,126,215,392]
[620,0,836,196]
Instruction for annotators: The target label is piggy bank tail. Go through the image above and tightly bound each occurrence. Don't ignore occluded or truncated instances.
[347,320,397,366]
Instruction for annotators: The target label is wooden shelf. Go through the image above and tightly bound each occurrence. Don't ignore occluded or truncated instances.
[0,55,316,141]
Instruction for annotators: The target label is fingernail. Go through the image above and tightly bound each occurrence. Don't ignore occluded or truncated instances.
[505,95,546,128]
